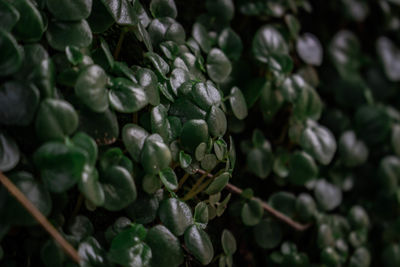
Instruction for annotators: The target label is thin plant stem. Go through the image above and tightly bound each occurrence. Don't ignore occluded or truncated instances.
[0,172,81,263]
[178,172,190,190]
[114,28,127,60]
[182,172,208,201]
[195,169,311,232]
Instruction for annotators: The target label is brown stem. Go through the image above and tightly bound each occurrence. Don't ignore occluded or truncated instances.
[0,172,80,263]
[182,172,208,201]
[177,173,190,190]
[114,29,127,60]
[195,169,311,232]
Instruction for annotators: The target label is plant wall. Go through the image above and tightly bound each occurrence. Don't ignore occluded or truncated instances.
[1,0,400,266]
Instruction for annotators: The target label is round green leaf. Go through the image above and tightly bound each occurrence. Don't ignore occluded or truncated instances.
[205,0,234,22]
[46,19,92,51]
[253,218,282,249]
[126,193,159,224]
[78,108,119,146]
[100,0,137,25]
[184,225,214,265]
[100,165,137,211]
[11,0,44,42]
[0,29,23,76]
[191,82,222,111]
[295,193,317,221]
[0,132,20,172]
[218,28,243,61]
[35,99,79,142]
[221,229,236,255]
[150,104,171,142]
[205,172,230,195]
[247,141,273,179]
[269,191,296,217]
[145,225,184,267]
[75,64,109,112]
[201,154,218,171]
[47,0,92,21]
[34,142,86,193]
[108,225,152,267]
[0,81,39,126]
[158,198,193,236]
[296,33,323,66]
[207,106,227,137]
[109,77,148,113]
[339,131,368,167]
[252,25,289,70]
[181,119,209,152]
[122,124,149,162]
[141,134,172,175]
[150,0,177,18]
[68,215,94,242]
[87,0,114,33]
[169,68,190,96]
[206,48,232,83]
[136,68,160,106]
[144,52,170,78]
[314,179,342,211]
[159,167,178,191]
[192,22,211,53]
[179,151,192,168]
[288,151,318,185]
[300,120,337,165]
[241,199,263,226]
[72,132,98,166]
[229,87,248,120]
[194,202,209,225]
[41,240,65,267]
[78,166,105,206]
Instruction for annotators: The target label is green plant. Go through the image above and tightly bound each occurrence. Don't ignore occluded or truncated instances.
[1,0,400,266]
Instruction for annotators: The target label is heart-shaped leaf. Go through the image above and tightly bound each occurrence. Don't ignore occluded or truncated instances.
[109,77,148,113]
[253,218,282,249]
[11,0,44,42]
[141,134,172,174]
[229,87,248,120]
[159,167,178,191]
[75,64,109,112]
[206,48,232,83]
[46,19,92,51]
[122,124,149,162]
[241,199,263,226]
[296,33,323,66]
[181,119,209,153]
[35,99,79,142]
[34,141,87,193]
[314,179,342,211]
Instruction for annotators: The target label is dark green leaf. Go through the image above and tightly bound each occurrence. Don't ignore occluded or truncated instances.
[241,199,263,226]
[100,0,137,25]
[79,237,109,267]
[218,28,243,61]
[35,99,79,142]
[141,134,172,174]
[339,131,368,167]
[0,0,20,31]
[122,124,149,162]
[47,0,92,21]
[205,172,229,195]
[206,48,232,83]
[288,151,318,185]
[181,119,209,153]
[150,0,177,18]
[109,77,148,113]
[229,87,248,120]
[179,151,192,168]
[253,218,282,249]
[0,29,23,76]
[100,165,137,211]
[377,36,400,82]
[11,0,44,42]
[221,229,236,255]
[46,19,92,51]
[158,198,193,236]
[145,225,184,267]
[145,52,170,78]
[159,167,178,191]
[184,225,214,265]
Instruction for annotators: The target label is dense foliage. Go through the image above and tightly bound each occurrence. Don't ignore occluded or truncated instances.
[1,0,400,266]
